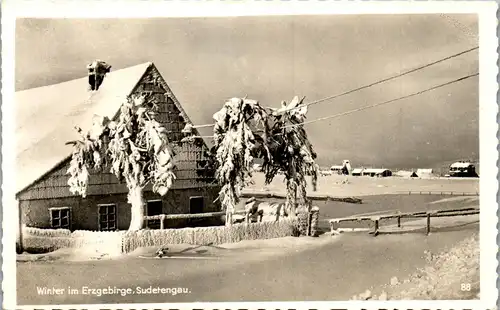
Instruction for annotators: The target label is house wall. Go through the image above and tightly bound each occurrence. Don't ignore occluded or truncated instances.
[21,187,221,231]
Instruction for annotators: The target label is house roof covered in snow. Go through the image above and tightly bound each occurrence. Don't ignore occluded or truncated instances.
[450,162,474,168]
[15,62,202,195]
[330,165,344,170]
[363,168,391,174]
[395,170,417,177]
[416,168,433,174]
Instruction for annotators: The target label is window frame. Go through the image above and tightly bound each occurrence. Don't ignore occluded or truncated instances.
[49,207,72,230]
[97,203,118,231]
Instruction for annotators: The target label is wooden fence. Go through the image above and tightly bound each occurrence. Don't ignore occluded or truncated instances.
[241,192,362,204]
[399,190,479,196]
[329,207,479,237]
[143,210,260,229]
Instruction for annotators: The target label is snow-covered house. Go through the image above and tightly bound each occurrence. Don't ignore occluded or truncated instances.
[448,161,478,177]
[16,62,221,232]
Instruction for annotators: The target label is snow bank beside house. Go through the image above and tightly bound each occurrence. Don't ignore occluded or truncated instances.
[21,227,123,255]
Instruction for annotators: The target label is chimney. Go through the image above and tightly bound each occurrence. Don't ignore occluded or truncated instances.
[87,60,111,91]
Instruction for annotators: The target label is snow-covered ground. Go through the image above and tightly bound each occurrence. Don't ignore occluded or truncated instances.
[244,172,479,197]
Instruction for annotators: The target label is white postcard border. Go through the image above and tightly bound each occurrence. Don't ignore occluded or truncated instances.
[2,1,498,309]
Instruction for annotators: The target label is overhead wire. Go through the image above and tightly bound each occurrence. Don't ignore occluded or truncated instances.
[282,72,479,128]
[186,45,478,129]
[287,46,478,113]
[183,72,479,140]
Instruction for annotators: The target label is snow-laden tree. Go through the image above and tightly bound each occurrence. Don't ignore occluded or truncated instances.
[66,95,176,231]
[262,96,319,216]
[208,96,318,224]
[212,97,271,225]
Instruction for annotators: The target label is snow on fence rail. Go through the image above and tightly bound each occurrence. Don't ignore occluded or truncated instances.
[122,218,300,253]
[329,207,479,237]
[143,210,251,229]
[241,192,363,204]
[399,190,479,196]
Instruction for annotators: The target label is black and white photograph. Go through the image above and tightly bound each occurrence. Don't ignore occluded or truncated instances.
[2,1,498,309]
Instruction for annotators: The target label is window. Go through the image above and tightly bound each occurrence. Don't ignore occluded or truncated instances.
[49,207,71,229]
[190,197,204,214]
[146,200,163,229]
[98,204,117,231]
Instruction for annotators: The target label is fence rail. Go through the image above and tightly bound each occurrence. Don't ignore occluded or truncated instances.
[329,206,479,237]
[143,210,254,229]
[241,192,362,204]
[399,190,479,196]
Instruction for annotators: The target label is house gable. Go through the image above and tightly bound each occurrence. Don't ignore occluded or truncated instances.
[17,63,218,201]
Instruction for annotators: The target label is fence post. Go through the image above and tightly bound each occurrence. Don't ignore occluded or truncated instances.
[160,214,165,230]
[397,216,401,228]
[297,211,309,236]
[310,207,320,237]
[372,217,380,236]
[275,204,282,222]
[307,212,313,236]
[426,213,431,235]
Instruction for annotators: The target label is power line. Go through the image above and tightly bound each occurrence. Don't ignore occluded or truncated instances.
[279,46,478,114]
[183,72,478,140]
[282,72,479,128]
[185,46,478,128]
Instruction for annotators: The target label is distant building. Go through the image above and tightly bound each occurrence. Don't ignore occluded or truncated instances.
[342,160,352,175]
[395,170,418,178]
[330,165,344,174]
[330,160,352,175]
[448,161,478,178]
[362,168,392,177]
[352,168,364,176]
[415,168,435,179]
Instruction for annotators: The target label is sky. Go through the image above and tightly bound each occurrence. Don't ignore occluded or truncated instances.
[15,14,479,170]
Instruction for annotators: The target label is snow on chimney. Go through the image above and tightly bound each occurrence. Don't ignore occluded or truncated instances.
[87,60,111,91]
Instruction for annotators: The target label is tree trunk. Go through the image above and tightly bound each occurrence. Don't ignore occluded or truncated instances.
[128,185,145,231]
[286,180,298,218]
[223,186,235,226]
